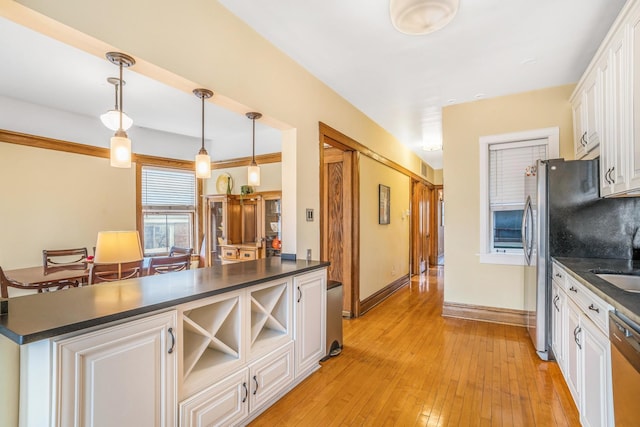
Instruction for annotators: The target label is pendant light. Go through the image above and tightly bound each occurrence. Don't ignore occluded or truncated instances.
[193,88,213,179]
[100,77,133,131]
[246,112,262,186]
[105,52,135,168]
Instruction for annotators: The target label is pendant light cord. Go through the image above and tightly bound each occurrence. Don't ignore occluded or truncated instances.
[118,60,124,131]
[251,117,256,165]
[201,94,205,150]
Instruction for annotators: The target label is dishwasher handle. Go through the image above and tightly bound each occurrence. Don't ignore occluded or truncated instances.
[609,311,640,373]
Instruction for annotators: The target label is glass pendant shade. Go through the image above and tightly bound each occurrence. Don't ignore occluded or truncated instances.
[101,110,133,131]
[247,163,261,186]
[110,131,132,168]
[195,149,212,179]
[246,111,262,187]
[193,88,214,179]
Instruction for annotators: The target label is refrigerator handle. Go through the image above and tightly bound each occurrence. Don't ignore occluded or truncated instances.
[522,196,533,266]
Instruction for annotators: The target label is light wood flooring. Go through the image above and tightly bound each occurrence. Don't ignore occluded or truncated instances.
[250,267,580,426]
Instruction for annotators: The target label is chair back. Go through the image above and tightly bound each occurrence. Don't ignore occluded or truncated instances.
[89,260,143,284]
[147,254,191,275]
[169,246,193,257]
[43,248,88,275]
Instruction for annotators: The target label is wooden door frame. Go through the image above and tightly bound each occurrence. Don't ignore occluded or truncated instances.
[429,185,443,266]
[320,139,359,317]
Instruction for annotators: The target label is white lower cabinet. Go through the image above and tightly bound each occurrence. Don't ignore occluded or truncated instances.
[551,281,567,374]
[293,269,326,377]
[53,311,178,427]
[553,263,614,427]
[179,342,294,426]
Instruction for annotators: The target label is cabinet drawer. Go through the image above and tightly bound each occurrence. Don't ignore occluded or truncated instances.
[552,262,567,291]
[566,276,610,334]
[222,248,238,259]
[239,249,256,260]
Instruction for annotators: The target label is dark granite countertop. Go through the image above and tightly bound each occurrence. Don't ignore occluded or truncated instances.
[0,258,329,345]
[553,257,640,325]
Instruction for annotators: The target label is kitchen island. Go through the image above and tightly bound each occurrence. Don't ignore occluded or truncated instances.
[0,258,329,427]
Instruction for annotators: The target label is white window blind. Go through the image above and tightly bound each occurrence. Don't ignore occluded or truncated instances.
[142,167,196,208]
[489,139,547,208]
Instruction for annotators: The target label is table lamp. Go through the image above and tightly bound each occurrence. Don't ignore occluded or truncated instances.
[94,231,143,278]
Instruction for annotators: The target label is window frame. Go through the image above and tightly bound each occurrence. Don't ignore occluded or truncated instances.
[136,160,203,257]
[478,127,559,265]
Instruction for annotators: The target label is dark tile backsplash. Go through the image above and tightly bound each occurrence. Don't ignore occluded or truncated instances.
[550,197,640,260]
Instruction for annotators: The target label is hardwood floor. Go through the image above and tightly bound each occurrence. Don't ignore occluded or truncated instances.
[250,267,580,426]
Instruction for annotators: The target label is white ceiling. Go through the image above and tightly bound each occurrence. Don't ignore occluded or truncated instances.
[0,16,282,162]
[219,0,626,169]
[0,1,627,168]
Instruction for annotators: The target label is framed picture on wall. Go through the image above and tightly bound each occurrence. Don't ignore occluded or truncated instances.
[379,184,390,225]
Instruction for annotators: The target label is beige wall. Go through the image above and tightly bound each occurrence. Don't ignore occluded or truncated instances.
[442,84,575,310]
[0,142,136,270]
[359,156,410,300]
[206,163,282,196]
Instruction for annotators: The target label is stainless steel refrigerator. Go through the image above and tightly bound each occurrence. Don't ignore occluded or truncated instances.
[522,158,599,360]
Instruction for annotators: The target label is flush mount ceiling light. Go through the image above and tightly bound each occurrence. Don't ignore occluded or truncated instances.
[193,88,214,179]
[246,112,262,187]
[423,140,442,151]
[105,52,135,168]
[100,77,133,131]
[390,0,459,35]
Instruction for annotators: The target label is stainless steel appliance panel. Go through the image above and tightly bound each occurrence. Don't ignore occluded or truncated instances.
[609,311,640,426]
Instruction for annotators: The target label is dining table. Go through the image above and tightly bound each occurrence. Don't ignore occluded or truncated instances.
[4,265,89,286]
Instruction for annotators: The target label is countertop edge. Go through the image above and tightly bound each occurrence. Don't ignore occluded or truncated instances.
[1,260,329,345]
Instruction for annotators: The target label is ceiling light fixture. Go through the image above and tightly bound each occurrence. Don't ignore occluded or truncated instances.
[100,77,133,131]
[423,139,442,152]
[390,0,459,35]
[246,112,262,187]
[105,52,135,168]
[193,88,214,179]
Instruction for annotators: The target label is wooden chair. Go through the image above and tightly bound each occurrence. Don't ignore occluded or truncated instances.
[147,254,191,275]
[89,261,143,285]
[169,246,193,257]
[42,248,88,274]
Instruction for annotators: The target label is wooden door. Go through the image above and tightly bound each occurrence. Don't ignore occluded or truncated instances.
[322,147,355,316]
[411,180,430,275]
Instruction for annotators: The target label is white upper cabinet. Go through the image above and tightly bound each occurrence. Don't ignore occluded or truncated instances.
[573,0,640,196]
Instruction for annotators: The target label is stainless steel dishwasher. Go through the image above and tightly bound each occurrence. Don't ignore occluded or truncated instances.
[609,311,640,427]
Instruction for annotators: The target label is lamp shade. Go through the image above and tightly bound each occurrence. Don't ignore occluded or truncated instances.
[110,133,132,168]
[195,150,212,179]
[94,231,143,264]
[101,110,133,131]
[247,164,261,186]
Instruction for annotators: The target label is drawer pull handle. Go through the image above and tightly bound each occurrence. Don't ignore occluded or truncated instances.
[242,382,248,403]
[253,375,259,395]
[297,286,302,303]
[168,327,176,354]
[569,286,578,293]
[555,273,562,278]
[553,295,560,312]
[574,325,582,350]
[588,304,600,313]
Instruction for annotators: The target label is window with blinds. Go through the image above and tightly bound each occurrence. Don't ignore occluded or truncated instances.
[488,139,547,252]
[141,167,196,256]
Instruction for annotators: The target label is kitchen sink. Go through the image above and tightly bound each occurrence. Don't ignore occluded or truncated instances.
[595,273,640,293]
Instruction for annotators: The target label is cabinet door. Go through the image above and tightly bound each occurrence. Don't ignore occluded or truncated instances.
[294,269,326,377]
[609,29,630,194]
[584,73,601,153]
[565,300,581,407]
[54,311,177,427]
[249,342,295,413]
[551,284,565,373]
[629,8,640,189]
[580,317,613,427]
[573,97,588,159]
[179,369,249,427]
